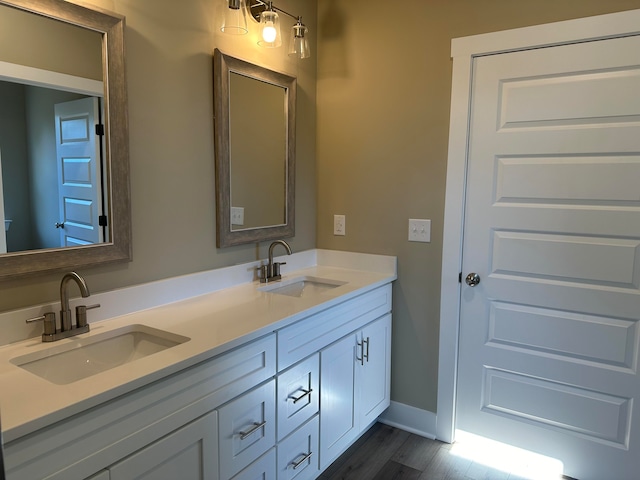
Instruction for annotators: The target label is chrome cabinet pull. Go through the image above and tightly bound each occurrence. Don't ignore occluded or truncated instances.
[362,337,369,363]
[356,338,364,365]
[291,451,313,470]
[289,388,313,404]
[238,420,266,440]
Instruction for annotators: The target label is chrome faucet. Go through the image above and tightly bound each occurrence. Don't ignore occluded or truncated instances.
[260,240,292,283]
[26,271,100,342]
[60,271,90,332]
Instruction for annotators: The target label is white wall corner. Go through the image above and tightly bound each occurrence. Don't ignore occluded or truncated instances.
[377,401,437,440]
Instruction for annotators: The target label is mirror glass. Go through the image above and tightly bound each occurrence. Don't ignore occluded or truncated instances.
[214,49,295,247]
[0,4,104,253]
[0,0,131,279]
[229,72,286,230]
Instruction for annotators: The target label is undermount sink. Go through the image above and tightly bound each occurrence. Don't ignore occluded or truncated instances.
[10,324,189,385]
[259,276,346,298]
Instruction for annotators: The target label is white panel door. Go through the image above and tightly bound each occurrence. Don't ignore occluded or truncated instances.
[457,35,640,480]
[55,97,103,247]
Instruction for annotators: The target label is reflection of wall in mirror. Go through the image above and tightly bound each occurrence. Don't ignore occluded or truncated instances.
[0,4,102,80]
[230,73,286,230]
[0,81,86,252]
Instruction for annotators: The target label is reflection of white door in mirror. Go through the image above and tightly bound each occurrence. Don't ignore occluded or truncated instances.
[55,97,104,247]
[0,68,103,252]
[0,148,6,253]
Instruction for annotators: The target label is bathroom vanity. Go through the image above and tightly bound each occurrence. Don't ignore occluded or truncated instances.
[0,250,395,480]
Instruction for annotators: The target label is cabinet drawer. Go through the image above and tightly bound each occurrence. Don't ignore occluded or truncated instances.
[231,448,276,480]
[218,380,276,480]
[277,416,319,480]
[277,284,392,370]
[277,354,319,441]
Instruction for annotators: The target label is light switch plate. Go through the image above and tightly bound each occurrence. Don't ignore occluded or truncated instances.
[334,214,346,236]
[408,219,431,243]
[231,206,244,226]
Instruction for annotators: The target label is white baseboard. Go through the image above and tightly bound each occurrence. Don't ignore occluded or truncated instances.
[377,401,437,440]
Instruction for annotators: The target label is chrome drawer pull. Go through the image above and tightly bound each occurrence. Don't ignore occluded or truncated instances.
[289,388,313,404]
[238,420,267,440]
[291,451,313,470]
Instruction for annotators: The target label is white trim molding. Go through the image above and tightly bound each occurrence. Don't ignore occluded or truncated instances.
[0,60,104,96]
[378,401,437,440]
[437,8,640,444]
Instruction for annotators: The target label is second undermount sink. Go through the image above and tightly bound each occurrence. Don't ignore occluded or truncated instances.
[259,276,346,298]
[10,324,190,385]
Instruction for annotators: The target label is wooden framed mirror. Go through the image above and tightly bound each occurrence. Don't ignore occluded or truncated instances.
[213,49,295,248]
[0,0,131,279]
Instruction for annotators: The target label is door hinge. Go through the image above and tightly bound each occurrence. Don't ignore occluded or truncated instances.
[95,124,105,136]
[458,272,462,283]
[99,215,108,227]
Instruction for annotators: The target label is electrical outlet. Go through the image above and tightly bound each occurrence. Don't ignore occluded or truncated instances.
[408,219,431,243]
[334,214,346,236]
[231,206,244,226]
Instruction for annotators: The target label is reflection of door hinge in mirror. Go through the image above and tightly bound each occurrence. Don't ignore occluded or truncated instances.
[231,207,244,226]
[95,124,104,136]
[99,215,108,227]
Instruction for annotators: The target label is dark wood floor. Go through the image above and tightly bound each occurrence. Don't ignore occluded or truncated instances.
[319,423,564,480]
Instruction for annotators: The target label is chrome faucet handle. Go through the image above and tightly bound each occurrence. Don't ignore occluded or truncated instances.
[258,264,269,283]
[26,312,57,336]
[76,304,100,328]
[272,262,287,278]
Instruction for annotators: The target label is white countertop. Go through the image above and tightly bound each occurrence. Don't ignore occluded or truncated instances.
[0,250,396,443]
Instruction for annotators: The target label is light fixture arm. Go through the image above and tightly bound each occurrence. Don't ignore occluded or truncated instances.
[252,0,300,22]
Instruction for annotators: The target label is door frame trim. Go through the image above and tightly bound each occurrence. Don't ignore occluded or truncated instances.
[437,8,640,443]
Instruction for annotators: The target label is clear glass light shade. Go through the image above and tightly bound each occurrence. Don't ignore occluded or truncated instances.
[221,0,248,35]
[288,22,310,59]
[258,9,281,48]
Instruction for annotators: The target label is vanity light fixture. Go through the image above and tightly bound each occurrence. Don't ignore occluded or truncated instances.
[220,0,311,59]
[288,17,310,59]
[221,0,248,34]
[257,2,281,48]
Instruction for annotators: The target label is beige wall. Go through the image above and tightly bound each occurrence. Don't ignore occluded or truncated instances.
[0,0,317,312]
[316,0,640,413]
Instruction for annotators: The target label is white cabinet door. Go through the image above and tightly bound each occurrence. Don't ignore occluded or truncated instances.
[358,314,391,428]
[109,411,218,480]
[319,333,358,469]
[319,315,392,470]
[218,380,276,480]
